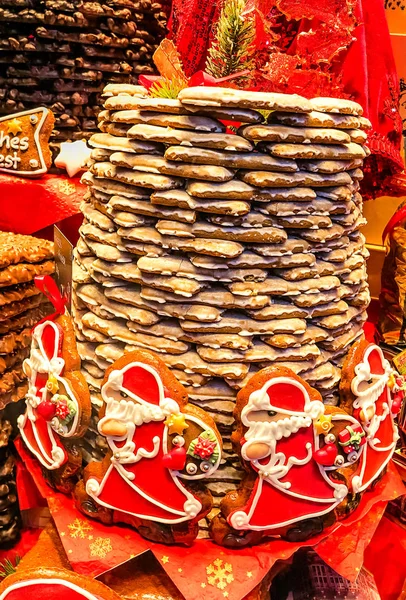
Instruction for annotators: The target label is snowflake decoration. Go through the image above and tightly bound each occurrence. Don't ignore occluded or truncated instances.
[89,537,112,559]
[58,180,76,196]
[67,518,93,539]
[206,558,234,590]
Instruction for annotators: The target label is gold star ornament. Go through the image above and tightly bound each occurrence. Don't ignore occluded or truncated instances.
[164,413,189,435]
[314,414,333,435]
[7,119,22,136]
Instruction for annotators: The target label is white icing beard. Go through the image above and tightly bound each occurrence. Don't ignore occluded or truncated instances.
[242,415,313,484]
[244,414,312,445]
[98,398,167,474]
[100,396,175,428]
[351,346,392,414]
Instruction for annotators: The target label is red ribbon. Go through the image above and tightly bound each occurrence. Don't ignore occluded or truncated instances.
[382,204,406,244]
[139,69,251,92]
[34,275,66,323]
[138,74,161,91]
[187,69,250,86]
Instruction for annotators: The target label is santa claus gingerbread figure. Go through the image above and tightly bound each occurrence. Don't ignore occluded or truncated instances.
[340,339,401,493]
[18,277,91,493]
[76,349,222,545]
[211,366,356,547]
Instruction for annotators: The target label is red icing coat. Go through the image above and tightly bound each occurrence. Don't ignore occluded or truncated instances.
[0,581,104,600]
[87,419,200,524]
[18,321,68,470]
[229,425,343,531]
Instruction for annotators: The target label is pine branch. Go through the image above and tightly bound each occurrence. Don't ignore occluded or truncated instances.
[206,0,256,86]
[0,556,20,580]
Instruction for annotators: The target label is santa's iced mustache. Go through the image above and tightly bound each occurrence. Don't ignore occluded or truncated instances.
[229,378,348,532]
[85,363,203,524]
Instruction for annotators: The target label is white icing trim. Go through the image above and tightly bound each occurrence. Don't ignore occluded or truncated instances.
[0,578,102,600]
[101,362,180,416]
[0,108,49,176]
[18,321,80,469]
[243,377,324,425]
[351,345,392,414]
[86,461,202,524]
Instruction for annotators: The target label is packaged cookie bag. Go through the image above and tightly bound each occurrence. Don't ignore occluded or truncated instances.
[74,348,222,546]
[18,275,91,493]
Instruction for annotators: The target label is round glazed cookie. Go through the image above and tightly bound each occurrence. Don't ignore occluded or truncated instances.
[0,568,122,600]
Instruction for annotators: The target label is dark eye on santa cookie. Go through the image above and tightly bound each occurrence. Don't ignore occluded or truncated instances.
[268,411,277,417]
[121,392,128,398]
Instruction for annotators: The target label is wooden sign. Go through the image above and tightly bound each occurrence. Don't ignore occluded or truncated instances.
[0,107,54,177]
[54,225,73,311]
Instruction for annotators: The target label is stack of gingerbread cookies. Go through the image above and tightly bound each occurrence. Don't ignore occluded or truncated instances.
[0,232,54,411]
[0,0,167,163]
[74,85,371,517]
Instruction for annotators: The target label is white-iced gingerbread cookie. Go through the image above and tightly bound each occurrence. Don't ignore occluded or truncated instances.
[18,278,91,493]
[75,348,222,545]
[211,366,363,547]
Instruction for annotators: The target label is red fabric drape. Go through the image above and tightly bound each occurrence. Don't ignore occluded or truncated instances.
[168,0,404,198]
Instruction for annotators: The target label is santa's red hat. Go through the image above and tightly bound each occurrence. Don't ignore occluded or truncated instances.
[246,377,324,420]
[103,362,164,406]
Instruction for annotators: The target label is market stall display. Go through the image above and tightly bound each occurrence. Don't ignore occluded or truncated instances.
[74,84,373,536]
[0,1,404,598]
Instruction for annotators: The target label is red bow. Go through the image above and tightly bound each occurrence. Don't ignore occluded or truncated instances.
[138,69,250,92]
[34,275,66,324]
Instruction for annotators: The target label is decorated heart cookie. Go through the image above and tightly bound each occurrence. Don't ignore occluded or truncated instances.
[18,278,91,493]
[75,348,222,545]
[339,338,401,493]
[210,366,363,547]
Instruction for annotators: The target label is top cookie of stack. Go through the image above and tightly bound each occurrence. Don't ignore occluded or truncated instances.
[75,85,371,509]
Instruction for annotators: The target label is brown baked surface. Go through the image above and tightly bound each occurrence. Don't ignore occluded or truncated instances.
[0,259,55,288]
[0,233,54,269]
[17,522,71,572]
[0,282,42,307]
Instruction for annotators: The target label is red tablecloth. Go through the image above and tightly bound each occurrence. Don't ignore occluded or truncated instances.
[0,173,84,235]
